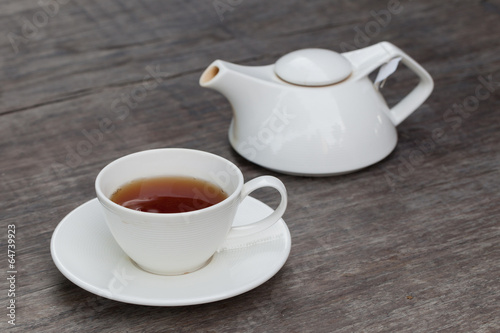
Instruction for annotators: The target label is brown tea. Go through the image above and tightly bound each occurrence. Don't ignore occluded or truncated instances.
[110,176,228,214]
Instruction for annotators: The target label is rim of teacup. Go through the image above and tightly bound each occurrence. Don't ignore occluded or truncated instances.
[95,148,244,218]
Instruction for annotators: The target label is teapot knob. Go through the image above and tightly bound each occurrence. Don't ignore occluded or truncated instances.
[274,48,352,86]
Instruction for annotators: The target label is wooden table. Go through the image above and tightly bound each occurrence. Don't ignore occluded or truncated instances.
[1,0,499,332]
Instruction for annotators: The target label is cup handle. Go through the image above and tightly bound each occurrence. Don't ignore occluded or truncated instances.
[226,176,287,239]
[342,41,434,126]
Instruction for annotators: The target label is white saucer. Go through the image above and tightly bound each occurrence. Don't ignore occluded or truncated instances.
[50,197,291,306]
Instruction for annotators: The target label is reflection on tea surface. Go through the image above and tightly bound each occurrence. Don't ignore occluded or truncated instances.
[110,176,227,214]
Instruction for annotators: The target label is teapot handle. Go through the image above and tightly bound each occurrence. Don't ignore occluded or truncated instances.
[342,42,434,126]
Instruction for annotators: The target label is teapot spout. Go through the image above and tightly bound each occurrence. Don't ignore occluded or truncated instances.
[199,60,248,106]
[200,59,271,95]
[199,60,225,89]
[200,59,279,114]
[200,59,254,93]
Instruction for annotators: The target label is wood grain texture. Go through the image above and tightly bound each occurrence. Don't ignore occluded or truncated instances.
[1,0,499,332]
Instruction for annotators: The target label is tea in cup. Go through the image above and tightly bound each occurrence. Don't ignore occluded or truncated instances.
[95,148,287,275]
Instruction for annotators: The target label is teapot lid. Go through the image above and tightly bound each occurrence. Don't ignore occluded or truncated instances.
[274,48,352,86]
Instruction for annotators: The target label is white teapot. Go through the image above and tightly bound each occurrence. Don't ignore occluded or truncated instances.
[200,42,433,176]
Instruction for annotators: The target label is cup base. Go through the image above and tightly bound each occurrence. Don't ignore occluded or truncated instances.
[131,256,214,276]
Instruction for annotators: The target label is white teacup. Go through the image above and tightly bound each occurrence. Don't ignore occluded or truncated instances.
[95,148,287,275]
